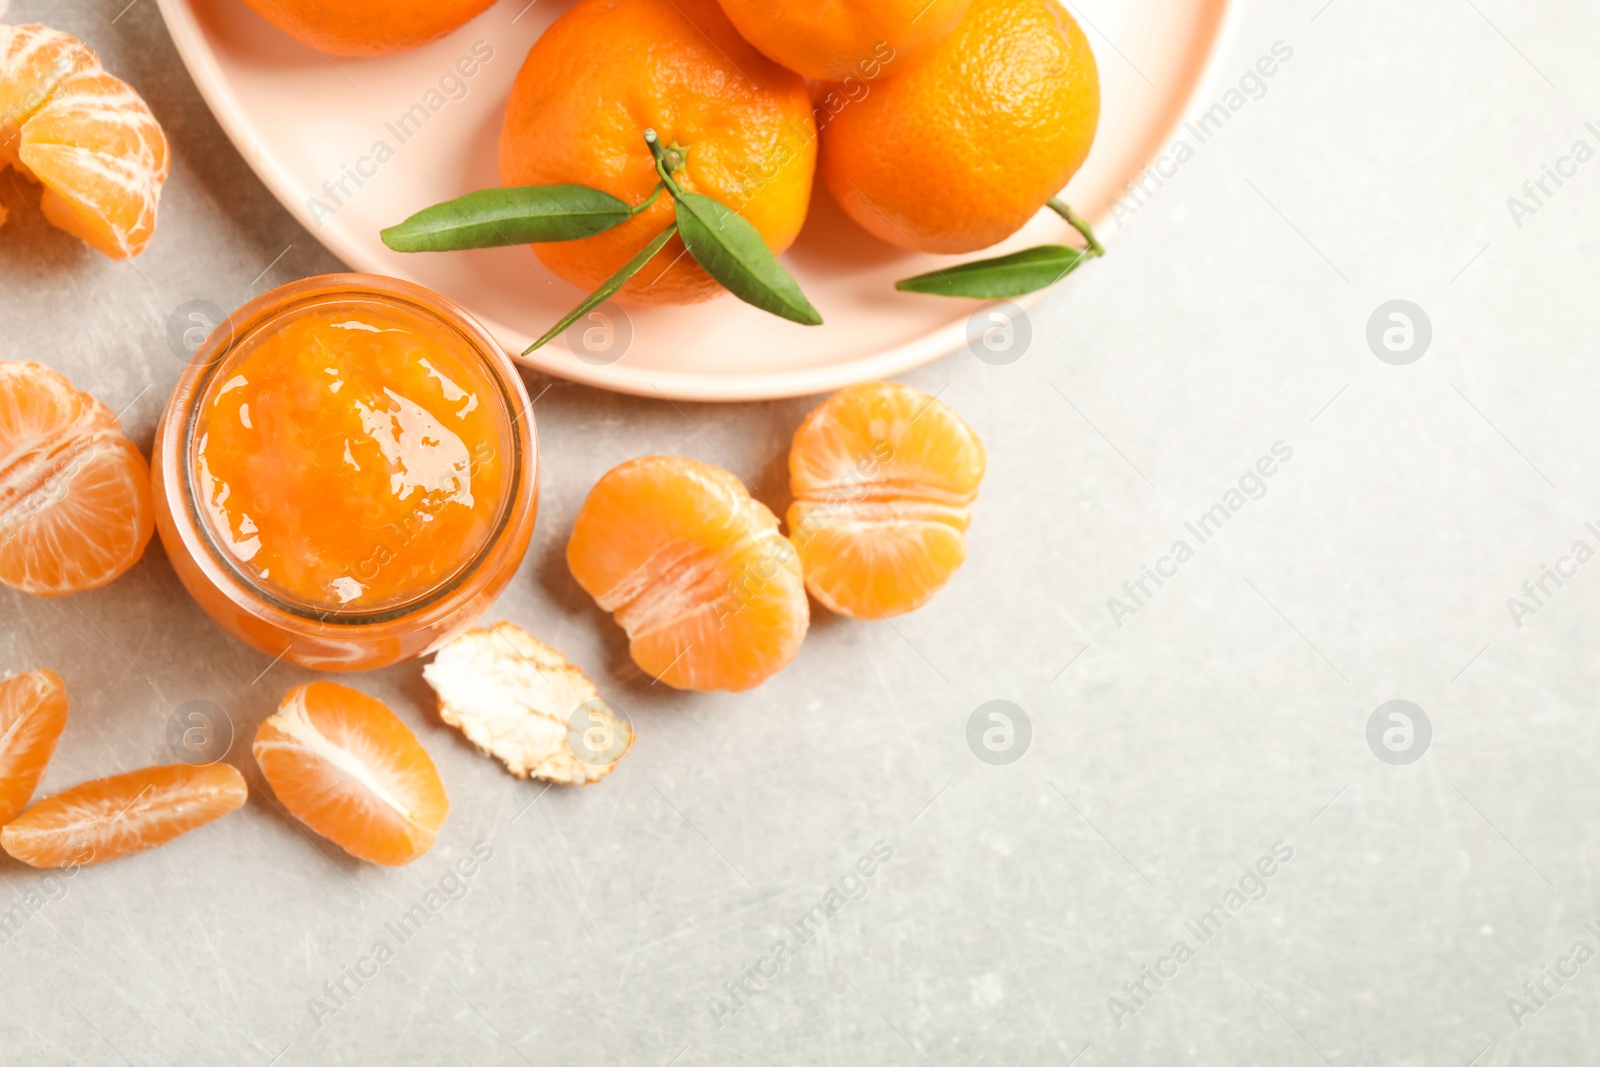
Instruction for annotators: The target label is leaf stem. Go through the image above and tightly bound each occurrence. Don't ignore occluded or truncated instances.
[630,182,666,216]
[525,222,680,354]
[1047,198,1105,257]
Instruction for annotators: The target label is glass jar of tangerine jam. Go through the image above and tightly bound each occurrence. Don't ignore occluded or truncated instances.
[153,274,538,671]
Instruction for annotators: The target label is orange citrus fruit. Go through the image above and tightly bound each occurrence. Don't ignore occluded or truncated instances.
[0,23,170,259]
[0,669,68,826]
[567,456,809,691]
[788,382,985,618]
[253,682,449,866]
[499,0,816,305]
[713,0,972,82]
[818,0,1099,254]
[238,0,496,57]
[1,763,247,868]
[0,362,153,596]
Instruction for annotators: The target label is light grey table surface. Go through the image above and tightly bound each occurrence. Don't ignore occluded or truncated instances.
[3,0,1598,1063]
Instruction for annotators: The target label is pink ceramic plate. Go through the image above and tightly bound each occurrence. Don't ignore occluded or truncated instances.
[156,0,1237,400]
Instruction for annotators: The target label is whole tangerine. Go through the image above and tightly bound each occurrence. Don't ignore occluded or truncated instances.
[711,0,972,82]
[819,0,1100,255]
[498,0,817,306]
[238,0,496,57]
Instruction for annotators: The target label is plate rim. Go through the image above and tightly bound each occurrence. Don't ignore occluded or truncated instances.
[154,0,1242,401]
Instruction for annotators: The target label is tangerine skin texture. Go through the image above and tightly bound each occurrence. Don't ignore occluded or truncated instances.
[567,456,809,692]
[788,382,985,618]
[0,763,248,868]
[819,0,1100,254]
[499,0,817,305]
[713,0,972,82]
[0,669,68,827]
[238,0,497,57]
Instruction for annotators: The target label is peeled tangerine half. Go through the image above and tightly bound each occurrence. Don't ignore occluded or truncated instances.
[253,682,449,866]
[0,668,68,825]
[0,23,170,258]
[1,763,247,868]
[0,362,154,595]
[788,382,986,619]
[567,456,809,692]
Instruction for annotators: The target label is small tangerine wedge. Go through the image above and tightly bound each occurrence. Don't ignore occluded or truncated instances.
[238,0,497,57]
[0,669,68,825]
[787,382,985,618]
[818,0,1099,254]
[253,682,449,866]
[712,0,971,82]
[567,456,809,692]
[0,362,153,595]
[0,24,99,175]
[0,763,247,868]
[0,23,171,259]
[499,0,816,305]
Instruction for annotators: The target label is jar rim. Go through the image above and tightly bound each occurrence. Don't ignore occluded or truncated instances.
[173,273,533,627]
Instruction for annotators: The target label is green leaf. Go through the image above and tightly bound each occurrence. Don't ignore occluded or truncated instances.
[673,192,821,326]
[381,185,632,252]
[895,245,1092,299]
[525,223,680,354]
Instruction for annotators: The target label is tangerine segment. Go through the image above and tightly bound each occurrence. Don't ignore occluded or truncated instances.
[712,0,971,82]
[818,0,1099,253]
[499,0,816,305]
[568,457,808,692]
[787,382,985,618]
[0,669,68,826]
[253,682,449,866]
[1,23,170,259]
[0,24,98,160]
[0,362,153,596]
[0,763,247,868]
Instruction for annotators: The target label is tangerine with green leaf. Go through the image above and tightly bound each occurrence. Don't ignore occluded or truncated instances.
[819,0,1100,254]
[498,0,817,306]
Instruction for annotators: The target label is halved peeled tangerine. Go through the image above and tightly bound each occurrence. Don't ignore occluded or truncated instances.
[567,456,809,692]
[0,668,68,825]
[0,23,170,258]
[253,682,449,866]
[0,361,154,595]
[1,763,248,868]
[787,382,986,618]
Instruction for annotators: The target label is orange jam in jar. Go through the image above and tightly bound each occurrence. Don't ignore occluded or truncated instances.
[154,275,538,671]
